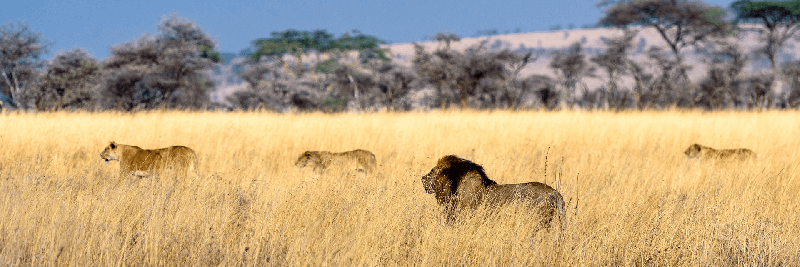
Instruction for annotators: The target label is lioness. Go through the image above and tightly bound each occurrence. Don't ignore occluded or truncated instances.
[295,149,377,174]
[421,155,566,230]
[684,143,756,161]
[100,141,198,178]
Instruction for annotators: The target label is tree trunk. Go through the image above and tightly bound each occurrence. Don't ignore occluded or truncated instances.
[10,69,23,109]
[347,73,359,110]
[771,64,783,109]
[293,53,304,78]
[0,70,19,109]
[459,90,468,108]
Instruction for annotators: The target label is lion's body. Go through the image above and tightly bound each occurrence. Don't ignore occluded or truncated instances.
[684,143,756,161]
[295,149,377,174]
[422,155,566,230]
[100,142,197,178]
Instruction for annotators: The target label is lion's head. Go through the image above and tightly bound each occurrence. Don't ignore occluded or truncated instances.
[684,143,703,158]
[421,155,497,203]
[100,141,120,163]
[295,151,323,169]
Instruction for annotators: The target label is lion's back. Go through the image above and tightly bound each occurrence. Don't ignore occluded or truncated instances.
[297,149,376,173]
[342,149,377,170]
[488,182,566,230]
[706,147,756,161]
[158,146,198,170]
[724,148,756,160]
[130,146,197,173]
[158,146,197,160]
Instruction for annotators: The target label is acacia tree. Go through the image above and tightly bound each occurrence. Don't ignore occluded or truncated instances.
[782,60,800,107]
[732,0,800,71]
[550,42,595,108]
[412,43,451,108]
[412,40,520,108]
[36,48,100,110]
[496,51,535,109]
[99,15,220,110]
[0,22,49,110]
[247,29,387,79]
[591,30,637,109]
[696,43,748,109]
[432,32,461,50]
[599,0,729,83]
[328,64,377,110]
[374,62,417,111]
[333,30,389,63]
[240,29,388,111]
[247,29,334,78]
[731,0,800,106]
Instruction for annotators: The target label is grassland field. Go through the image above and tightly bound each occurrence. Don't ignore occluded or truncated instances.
[0,110,798,266]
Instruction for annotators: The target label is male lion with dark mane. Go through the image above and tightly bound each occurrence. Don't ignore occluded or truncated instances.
[295,149,377,174]
[684,143,756,161]
[100,141,198,178]
[421,155,566,230]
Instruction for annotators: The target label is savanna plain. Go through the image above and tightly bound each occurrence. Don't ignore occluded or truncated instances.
[0,110,798,266]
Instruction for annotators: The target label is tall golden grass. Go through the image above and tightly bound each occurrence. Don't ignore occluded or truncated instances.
[0,110,797,266]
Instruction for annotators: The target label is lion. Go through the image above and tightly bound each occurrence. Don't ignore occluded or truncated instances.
[684,143,756,161]
[295,149,377,174]
[100,141,198,178]
[421,155,566,230]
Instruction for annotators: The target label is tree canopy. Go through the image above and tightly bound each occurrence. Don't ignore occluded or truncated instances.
[0,22,49,109]
[731,0,800,69]
[247,29,388,62]
[732,0,800,24]
[599,0,729,58]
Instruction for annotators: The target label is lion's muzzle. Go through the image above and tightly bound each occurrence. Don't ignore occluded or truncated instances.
[101,154,118,164]
[421,174,435,194]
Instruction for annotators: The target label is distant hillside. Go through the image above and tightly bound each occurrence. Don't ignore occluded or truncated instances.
[385,25,796,79]
[209,25,799,102]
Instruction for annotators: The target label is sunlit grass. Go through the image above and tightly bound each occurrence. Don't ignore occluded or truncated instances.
[0,110,797,265]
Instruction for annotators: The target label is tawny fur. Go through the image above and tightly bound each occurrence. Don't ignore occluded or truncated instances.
[295,149,377,174]
[100,141,198,178]
[421,155,566,230]
[684,143,756,161]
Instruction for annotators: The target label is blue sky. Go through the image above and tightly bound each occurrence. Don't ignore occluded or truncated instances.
[3,0,735,60]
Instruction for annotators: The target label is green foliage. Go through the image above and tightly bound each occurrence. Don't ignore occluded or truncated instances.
[334,30,389,62]
[314,58,341,74]
[249,29,334,61]
[731,0,800,24]
[733,0,800,15]
[702,7,727,26]
[198,45,221,63]
[600,0,728,28]
[319,96,346,112]
[248,29,387,62]
[731,1,800,70]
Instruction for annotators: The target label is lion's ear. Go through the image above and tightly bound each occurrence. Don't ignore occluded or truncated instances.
[110,142,116,149]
